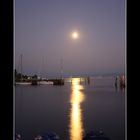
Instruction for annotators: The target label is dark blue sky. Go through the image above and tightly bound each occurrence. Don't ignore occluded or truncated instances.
[15,0,125,78]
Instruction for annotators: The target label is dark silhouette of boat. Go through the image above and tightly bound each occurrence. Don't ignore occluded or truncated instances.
[31,80,38,85]
[48,79,64,85]
[83,130,110,140]
[53,79,64,85]
[34,132,61,140]
[15,133,21,140]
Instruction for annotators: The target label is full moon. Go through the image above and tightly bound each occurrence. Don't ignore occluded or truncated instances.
[72,32,79,39]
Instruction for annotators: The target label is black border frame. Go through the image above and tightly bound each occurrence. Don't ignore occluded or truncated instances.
[1,0,133,140]
[1,0,13,139]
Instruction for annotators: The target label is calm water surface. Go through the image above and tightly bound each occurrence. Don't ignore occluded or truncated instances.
[15,77,125,140]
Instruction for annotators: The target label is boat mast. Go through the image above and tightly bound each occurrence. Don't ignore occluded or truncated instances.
[20,54,23,81]
[60,58,63,79]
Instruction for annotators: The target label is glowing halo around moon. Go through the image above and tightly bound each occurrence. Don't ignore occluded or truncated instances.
[71,31,79,39]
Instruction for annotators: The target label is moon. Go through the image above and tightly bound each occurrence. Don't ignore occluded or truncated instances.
[71,31,79,39]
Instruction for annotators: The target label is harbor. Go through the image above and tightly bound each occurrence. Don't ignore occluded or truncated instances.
[15,76,125,140]
[15,0,126,140]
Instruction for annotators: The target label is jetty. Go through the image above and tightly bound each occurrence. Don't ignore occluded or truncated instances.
[48,79,64,85]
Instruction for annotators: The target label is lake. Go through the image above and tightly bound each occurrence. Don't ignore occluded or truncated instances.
[15,76,125,140]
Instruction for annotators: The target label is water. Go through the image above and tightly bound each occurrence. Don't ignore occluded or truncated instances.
[15,76,125,140]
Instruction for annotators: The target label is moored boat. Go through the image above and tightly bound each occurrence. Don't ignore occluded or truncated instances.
[51,79,64,85]
[15,133,21,140]
[83,130,110,140]
[34,132,61,140]
[15,82,32,85]
[38,81,53,85]
[31,80,38,85]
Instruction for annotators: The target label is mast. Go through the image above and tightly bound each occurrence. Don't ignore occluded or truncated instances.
[60,58,63,79]
[20,54,23,81]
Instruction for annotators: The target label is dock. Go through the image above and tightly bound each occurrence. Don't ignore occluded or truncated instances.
[48,79,64,85]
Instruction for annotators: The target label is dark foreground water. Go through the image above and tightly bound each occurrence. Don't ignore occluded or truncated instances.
[15,76,125,140]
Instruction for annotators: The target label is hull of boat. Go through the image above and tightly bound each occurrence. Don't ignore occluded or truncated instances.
[16,82,32,85]
[38,81,54,85]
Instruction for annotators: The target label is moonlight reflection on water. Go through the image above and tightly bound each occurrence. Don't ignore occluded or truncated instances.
[69,78,85,140]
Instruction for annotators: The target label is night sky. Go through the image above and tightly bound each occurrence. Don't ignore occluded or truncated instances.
[15,0,125,78]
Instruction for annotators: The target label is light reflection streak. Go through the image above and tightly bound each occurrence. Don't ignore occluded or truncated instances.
[69,78,85,140]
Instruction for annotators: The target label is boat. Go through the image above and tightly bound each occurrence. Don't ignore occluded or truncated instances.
[15,54,32,85]
[15,82,31,85]
[34,132,61,140]
[15,133,21,140]
[48,79,64,85]
[38,81,53,85]
[50,59,64,86]
[83,130,110,140]
[31,80,38,85]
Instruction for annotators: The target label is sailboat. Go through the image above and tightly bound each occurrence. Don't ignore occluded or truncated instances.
[16,82,31,85]
[38,80,53,85]
[37,57,53,85]
[38,58,64,85]
[52,58,64,85]
[15,54,32,85]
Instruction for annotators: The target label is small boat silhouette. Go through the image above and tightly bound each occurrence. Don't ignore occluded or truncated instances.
[15,133,21,140]
[34,132,61,140]
[83,130,110,140]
